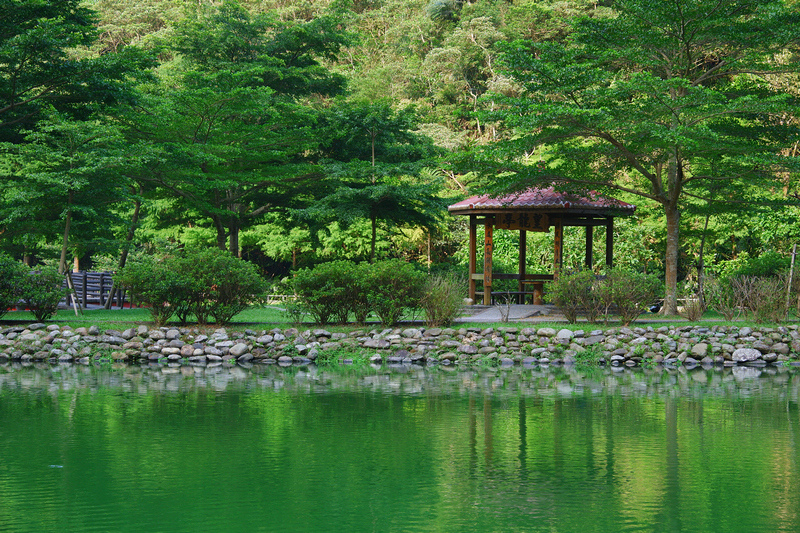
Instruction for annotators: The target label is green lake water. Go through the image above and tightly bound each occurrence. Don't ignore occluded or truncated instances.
[1,363,799,532]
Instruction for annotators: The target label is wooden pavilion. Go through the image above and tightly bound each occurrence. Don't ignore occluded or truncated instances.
[448,187,636,305]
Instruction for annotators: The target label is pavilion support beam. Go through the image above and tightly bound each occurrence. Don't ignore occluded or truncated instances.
[469,216,477,303]
[553,216,563,279]
[483,219,493,305]
[585,225,593,269]
[518,230,527,304]
[605,217,614,268]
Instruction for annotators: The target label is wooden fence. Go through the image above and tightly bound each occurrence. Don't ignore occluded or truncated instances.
[64,271,127,309]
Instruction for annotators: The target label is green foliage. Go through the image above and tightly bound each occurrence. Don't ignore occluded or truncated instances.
[732,275,790,324]
[603,269,663,327]
[126,1,351,257]
[118,249,266,326]
[729,251,789,278]
[364,259,425,326]
[573,344,604,367]
[0,0,152,143]
[20,266,70,321]
[704,276,742,321]
[547,268,661,325]
[0,111,130,270]
[481,0,800,314]
[298,98,448,264]
[173,249,268,325]
[292,259,426,326]
[116,255,184,326]
[313,346,372,368]
[546,270,596,324]
[0,253,26,318]
[321,99,434,164]
[420,273,464,327]
[291,261,369,325]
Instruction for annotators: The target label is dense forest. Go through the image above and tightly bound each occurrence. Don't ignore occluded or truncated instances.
[2,0,800,312]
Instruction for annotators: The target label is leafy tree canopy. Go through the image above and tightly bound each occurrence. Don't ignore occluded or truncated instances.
[0,0,153,142]
[474,0,800,313]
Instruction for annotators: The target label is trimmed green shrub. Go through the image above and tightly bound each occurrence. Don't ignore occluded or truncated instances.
[0,253,26,319]
[119,249,267,326]
[181,249,267,325]
[117,255,186,326]
[21,266,70,321]
[603,268,663,326]
[292,261,363,325]
[364,259,425,326]
[547,270,596,324]
[292,260,424,326]
[420,273,464,327]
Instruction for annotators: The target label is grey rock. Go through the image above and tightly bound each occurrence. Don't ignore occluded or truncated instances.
[752,340,772,353]
[556,329,574,340]
[229,343,249,357]
[732,348,761,362]
[772,343,790,354]
[691,343,708,357]
[537,328,557,338]
[363,339,391,349]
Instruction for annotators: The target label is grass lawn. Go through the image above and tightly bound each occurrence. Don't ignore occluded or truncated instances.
[2,305,799,332]
[0,305,291,331]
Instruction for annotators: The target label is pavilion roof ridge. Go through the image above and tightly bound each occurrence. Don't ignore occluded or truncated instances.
[448,185,635,214]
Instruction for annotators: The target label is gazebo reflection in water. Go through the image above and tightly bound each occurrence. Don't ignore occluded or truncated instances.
[448,186,636,306]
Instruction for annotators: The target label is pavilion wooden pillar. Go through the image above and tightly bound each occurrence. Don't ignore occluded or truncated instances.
[468,216,477,303]
[585,225,593,268]
[518,230,527,304]
[553,216,563,279]
[483,218,494,305]
[605,217,614,268]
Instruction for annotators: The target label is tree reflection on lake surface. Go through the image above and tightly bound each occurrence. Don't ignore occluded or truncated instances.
[1,363,799,533]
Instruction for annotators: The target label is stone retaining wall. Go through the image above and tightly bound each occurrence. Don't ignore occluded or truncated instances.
[2,322,800,368]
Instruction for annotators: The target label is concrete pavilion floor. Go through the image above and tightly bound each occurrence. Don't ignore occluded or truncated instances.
[454,304,561,323]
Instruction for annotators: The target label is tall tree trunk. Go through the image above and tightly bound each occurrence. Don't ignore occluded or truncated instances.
[58,190,74,275]
[229,217,240,258]
[105,190,142,309]
[663,203,681,316]
[697,213,710,309]
[118,193,141,271]
[370,211,377,264]
[212,215,227,251]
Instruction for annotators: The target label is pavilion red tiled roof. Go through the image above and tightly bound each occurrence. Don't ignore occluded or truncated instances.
[448,186,635,215]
